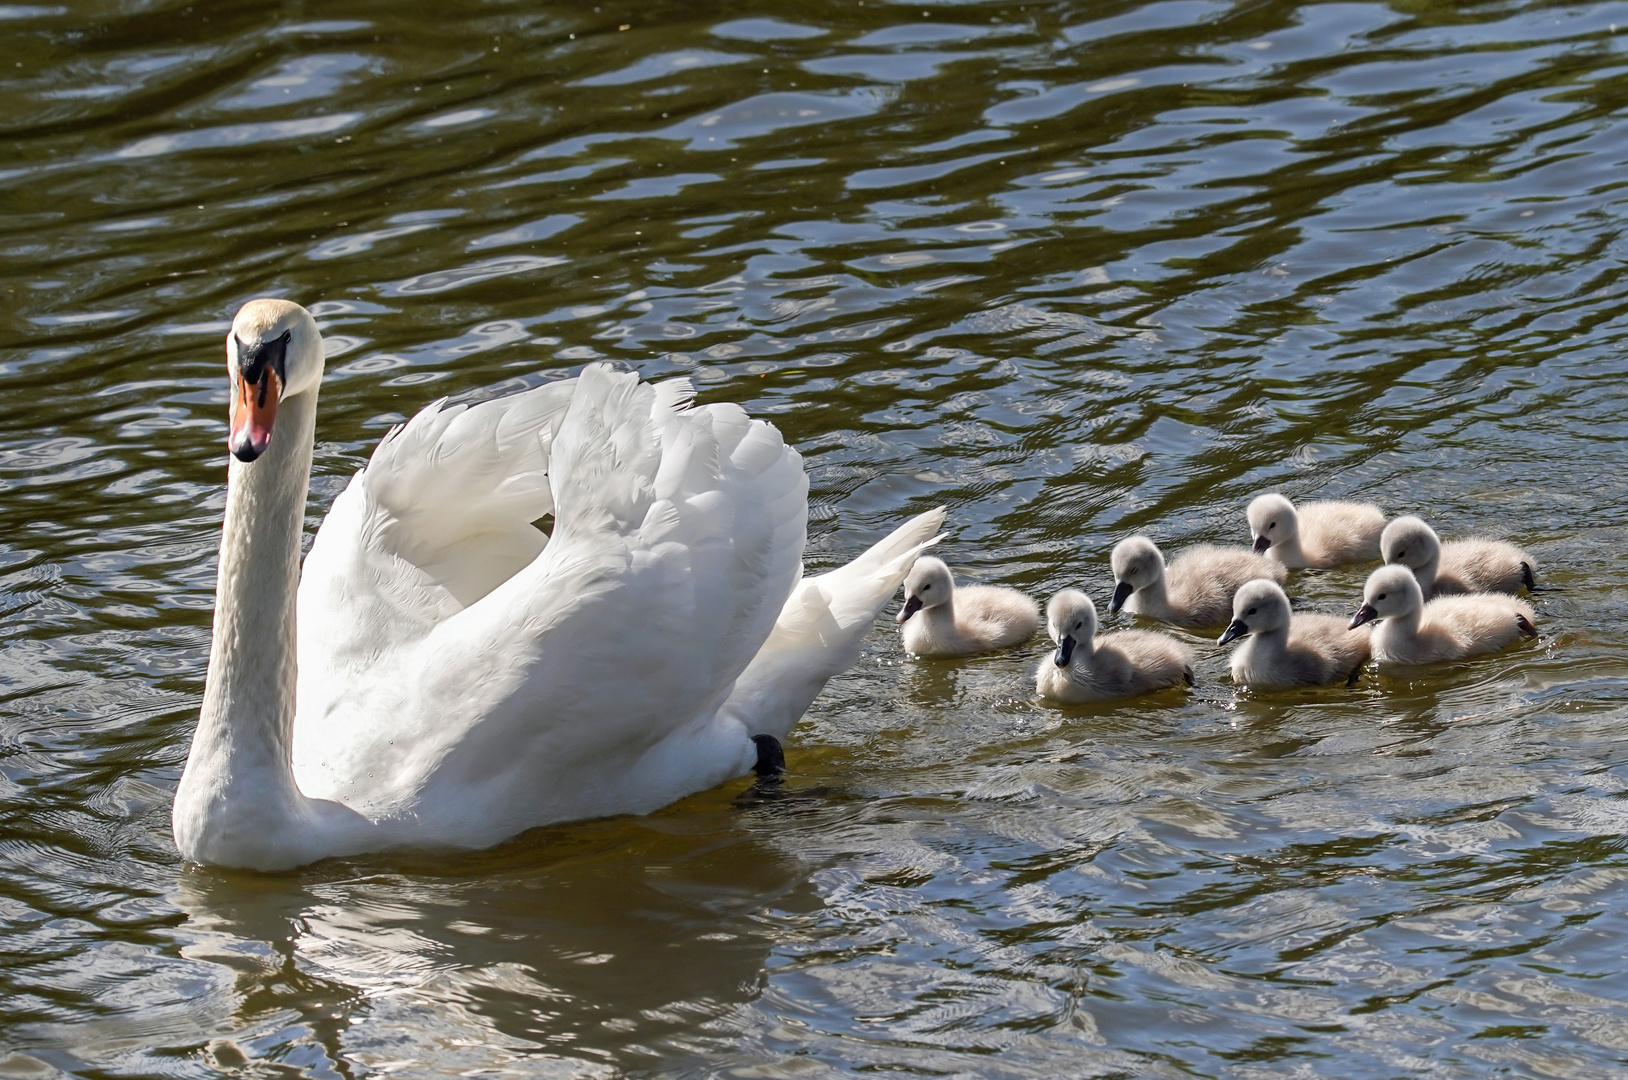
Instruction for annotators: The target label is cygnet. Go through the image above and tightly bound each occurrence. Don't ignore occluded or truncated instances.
[1110,534,1286,629]
[1247,493,1386,569]
[1349,564,1537,667]
[1380,515,1535,600]
[1218,579,1372,688]
[1036,590,1194,702]
[897,556,1039,657]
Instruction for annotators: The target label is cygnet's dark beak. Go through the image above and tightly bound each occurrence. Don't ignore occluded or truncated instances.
[1052,634,1075,667]
[1108,580,1134,614]
[897,595,923,623]
[1251,534,1271,555]
[1217,618,1249,646]
[1349,603,1378,630]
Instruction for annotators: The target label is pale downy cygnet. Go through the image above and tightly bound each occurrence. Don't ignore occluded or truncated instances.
[1380,515,1536,600]
[1247,493,1386,569]
[1109,534,1286,629]
[1036,590,1194,702]
[1218,579,1371,688]
[897,556,1039,657]
[1349,564,1537,667]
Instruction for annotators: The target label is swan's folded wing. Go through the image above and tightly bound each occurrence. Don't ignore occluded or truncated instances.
[303,364,807,828]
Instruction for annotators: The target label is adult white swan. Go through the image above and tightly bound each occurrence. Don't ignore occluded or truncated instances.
[173,299,943,871]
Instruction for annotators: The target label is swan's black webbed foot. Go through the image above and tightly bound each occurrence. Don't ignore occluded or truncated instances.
[751,734,786,779]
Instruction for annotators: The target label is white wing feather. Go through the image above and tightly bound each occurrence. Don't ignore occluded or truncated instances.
[291,364,808,845]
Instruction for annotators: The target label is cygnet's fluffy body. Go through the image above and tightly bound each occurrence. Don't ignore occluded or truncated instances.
[1110,535,1286,629]
[1248,493,1386,569]
[1036,590,1193,702]
[1380,515,1536,600]
[1218,579,1371,689]
[897,556,1039,656]
[1350,564,1537,667]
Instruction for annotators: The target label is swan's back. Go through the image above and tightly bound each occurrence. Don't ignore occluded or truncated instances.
[1299,501,1386,566]
[1436,538,1536,596]
[1233,614,1370,688]
[1091,630,1193,697]
[1165,545,1285,627]
[293,365,807,839]
[1376,594,1537,665]
[956,584,1041,649]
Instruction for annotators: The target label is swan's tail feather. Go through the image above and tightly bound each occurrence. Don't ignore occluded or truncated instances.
[719,507,950,744]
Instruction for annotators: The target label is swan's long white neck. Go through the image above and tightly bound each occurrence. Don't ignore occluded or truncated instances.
[173,390,317,866]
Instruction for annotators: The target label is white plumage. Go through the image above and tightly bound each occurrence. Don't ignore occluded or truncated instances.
[1379,515,1535,600]
[174,299,943,870]
[1247,493,1385,569]
[1351,564,1538,667]
[1109,534,1285,629]
[1035,590,1193,702]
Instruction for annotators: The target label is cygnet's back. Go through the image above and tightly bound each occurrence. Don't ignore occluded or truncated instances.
[1036,590,1193,702]
[1380,515,1535,600]
[1219,579,1372,688]
[1110,535,1285,629]
[897,555,1039,657]
[1248,493,1386,569]
[1352,564,1537,667]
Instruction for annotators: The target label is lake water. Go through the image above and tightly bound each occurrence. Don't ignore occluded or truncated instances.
[6,1,1628,1076]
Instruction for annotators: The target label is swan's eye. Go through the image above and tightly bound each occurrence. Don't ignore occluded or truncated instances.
[1247,607,1257,616]
[921,584,931,591]
[1073,620,1083,630]
[1396,550,1406,559]
[1377,593,1387,601]
[1268,521,1276,530]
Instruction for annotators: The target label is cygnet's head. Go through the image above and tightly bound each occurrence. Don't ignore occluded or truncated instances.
[897,556,955,623]
[1246,493,1299,555]
[1109,535,1166,612]
[1349,564,1423,629]
[225,299,325,463]
[1045,589,1098,667]
[1380,515,1442,572]
[1217,579,1292,646]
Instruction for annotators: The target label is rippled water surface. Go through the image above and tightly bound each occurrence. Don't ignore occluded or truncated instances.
[7,0,1628,1076]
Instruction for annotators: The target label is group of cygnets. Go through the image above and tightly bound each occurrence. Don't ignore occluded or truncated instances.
[895,494,1539,702]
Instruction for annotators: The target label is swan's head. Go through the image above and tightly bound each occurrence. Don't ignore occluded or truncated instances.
[1218,579,1291,646]
[1350,564,1422,629]
[1380,515,1441,572]
[225,299,324,462]
[1247,493,1298,555]
[1109,535,1164,612]
[897,556,954,623]
[1046,589,1097,667]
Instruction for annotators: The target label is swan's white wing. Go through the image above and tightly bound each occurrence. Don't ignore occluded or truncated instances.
[720,507,945,742]
[292,378,579,797]
[295,364,806,840]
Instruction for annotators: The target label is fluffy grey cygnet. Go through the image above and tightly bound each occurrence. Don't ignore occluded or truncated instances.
[1380,515,1536,600]
[1349,564,1537,667]
[1218,579,1371,689]
[1247,493,1386,569]
[1109,534,1285,629]
[896,556,1039,657]
[1035,590,1194,702]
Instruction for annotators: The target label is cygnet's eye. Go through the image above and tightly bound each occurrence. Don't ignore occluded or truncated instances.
[1268,521,1277,530]
[1247,607,1257,616]
[1073,620,1083,631]
[921,584,932,591]
[1377,593,1387,601]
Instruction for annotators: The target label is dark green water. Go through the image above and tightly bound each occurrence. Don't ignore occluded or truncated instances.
[6,0,1628,1075]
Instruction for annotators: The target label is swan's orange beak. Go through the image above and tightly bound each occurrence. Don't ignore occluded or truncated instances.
[227,329,290,463]
[229,368,281,462]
